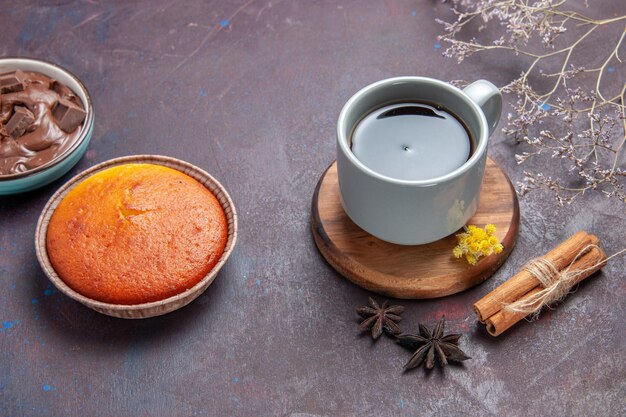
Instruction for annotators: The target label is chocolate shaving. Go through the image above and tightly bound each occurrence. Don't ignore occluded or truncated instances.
[52,98,86,133]
[6,106,35,139]
[0,70,26,94]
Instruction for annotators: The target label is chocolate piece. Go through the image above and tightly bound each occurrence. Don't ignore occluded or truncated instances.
[5,106,35,139]
[51,80,75,100]
[52,98,86,133]
[0,70,25,94]
[51,81,81,106]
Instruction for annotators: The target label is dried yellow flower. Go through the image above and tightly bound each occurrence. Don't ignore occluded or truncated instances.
[453,224,504,265]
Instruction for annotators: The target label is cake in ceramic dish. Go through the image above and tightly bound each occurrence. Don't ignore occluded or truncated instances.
[45,163,228,305]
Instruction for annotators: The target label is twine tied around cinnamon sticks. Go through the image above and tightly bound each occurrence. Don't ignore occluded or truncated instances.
[504,244,602,316]
[474,231,612,336]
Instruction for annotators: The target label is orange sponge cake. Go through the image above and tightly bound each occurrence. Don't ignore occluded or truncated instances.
[46,163,228,305]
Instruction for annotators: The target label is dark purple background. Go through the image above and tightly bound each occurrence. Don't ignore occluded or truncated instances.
[1,1,624,416]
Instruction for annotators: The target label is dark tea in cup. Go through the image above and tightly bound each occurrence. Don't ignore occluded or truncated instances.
[350,101,474,181]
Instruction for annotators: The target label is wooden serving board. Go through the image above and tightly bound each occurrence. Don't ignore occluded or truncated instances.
[311,158,520,299]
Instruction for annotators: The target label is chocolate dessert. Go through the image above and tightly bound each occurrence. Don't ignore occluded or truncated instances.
[0,70,87,175]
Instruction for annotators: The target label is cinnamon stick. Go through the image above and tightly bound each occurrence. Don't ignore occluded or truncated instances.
[474,231,599,322]
[484,246,607,336]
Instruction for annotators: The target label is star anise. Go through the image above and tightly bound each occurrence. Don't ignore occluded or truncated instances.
[397,317,470,370]
[356,297,404,339]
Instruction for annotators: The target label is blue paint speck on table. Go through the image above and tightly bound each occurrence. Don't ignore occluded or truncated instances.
[199,89,208,97]
[255,279,261,286]
[399,398,406,408]
[220,19,230,28]
[434,43,441,50]
[43,384,52,392]
[31,298,38,304]
[232,377,240,383]
[607,66,616,73]
[540,103,551,111]
[2,321,15,331]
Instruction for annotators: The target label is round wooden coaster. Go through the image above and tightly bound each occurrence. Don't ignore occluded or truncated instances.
[311,158,520,299]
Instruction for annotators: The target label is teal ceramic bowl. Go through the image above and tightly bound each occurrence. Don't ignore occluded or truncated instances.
[0,58,94,195]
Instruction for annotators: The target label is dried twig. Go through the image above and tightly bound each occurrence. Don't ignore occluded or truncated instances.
[438,0,626,204]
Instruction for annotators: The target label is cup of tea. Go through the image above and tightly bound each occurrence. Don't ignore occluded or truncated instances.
[336,76,502,245]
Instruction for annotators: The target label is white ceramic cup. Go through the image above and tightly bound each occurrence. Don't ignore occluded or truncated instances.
[337,76,502,245]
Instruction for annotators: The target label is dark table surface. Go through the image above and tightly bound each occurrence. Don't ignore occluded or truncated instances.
[1,1,625,416]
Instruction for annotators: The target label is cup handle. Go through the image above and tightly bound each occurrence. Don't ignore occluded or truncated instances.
[463,80,502,137]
